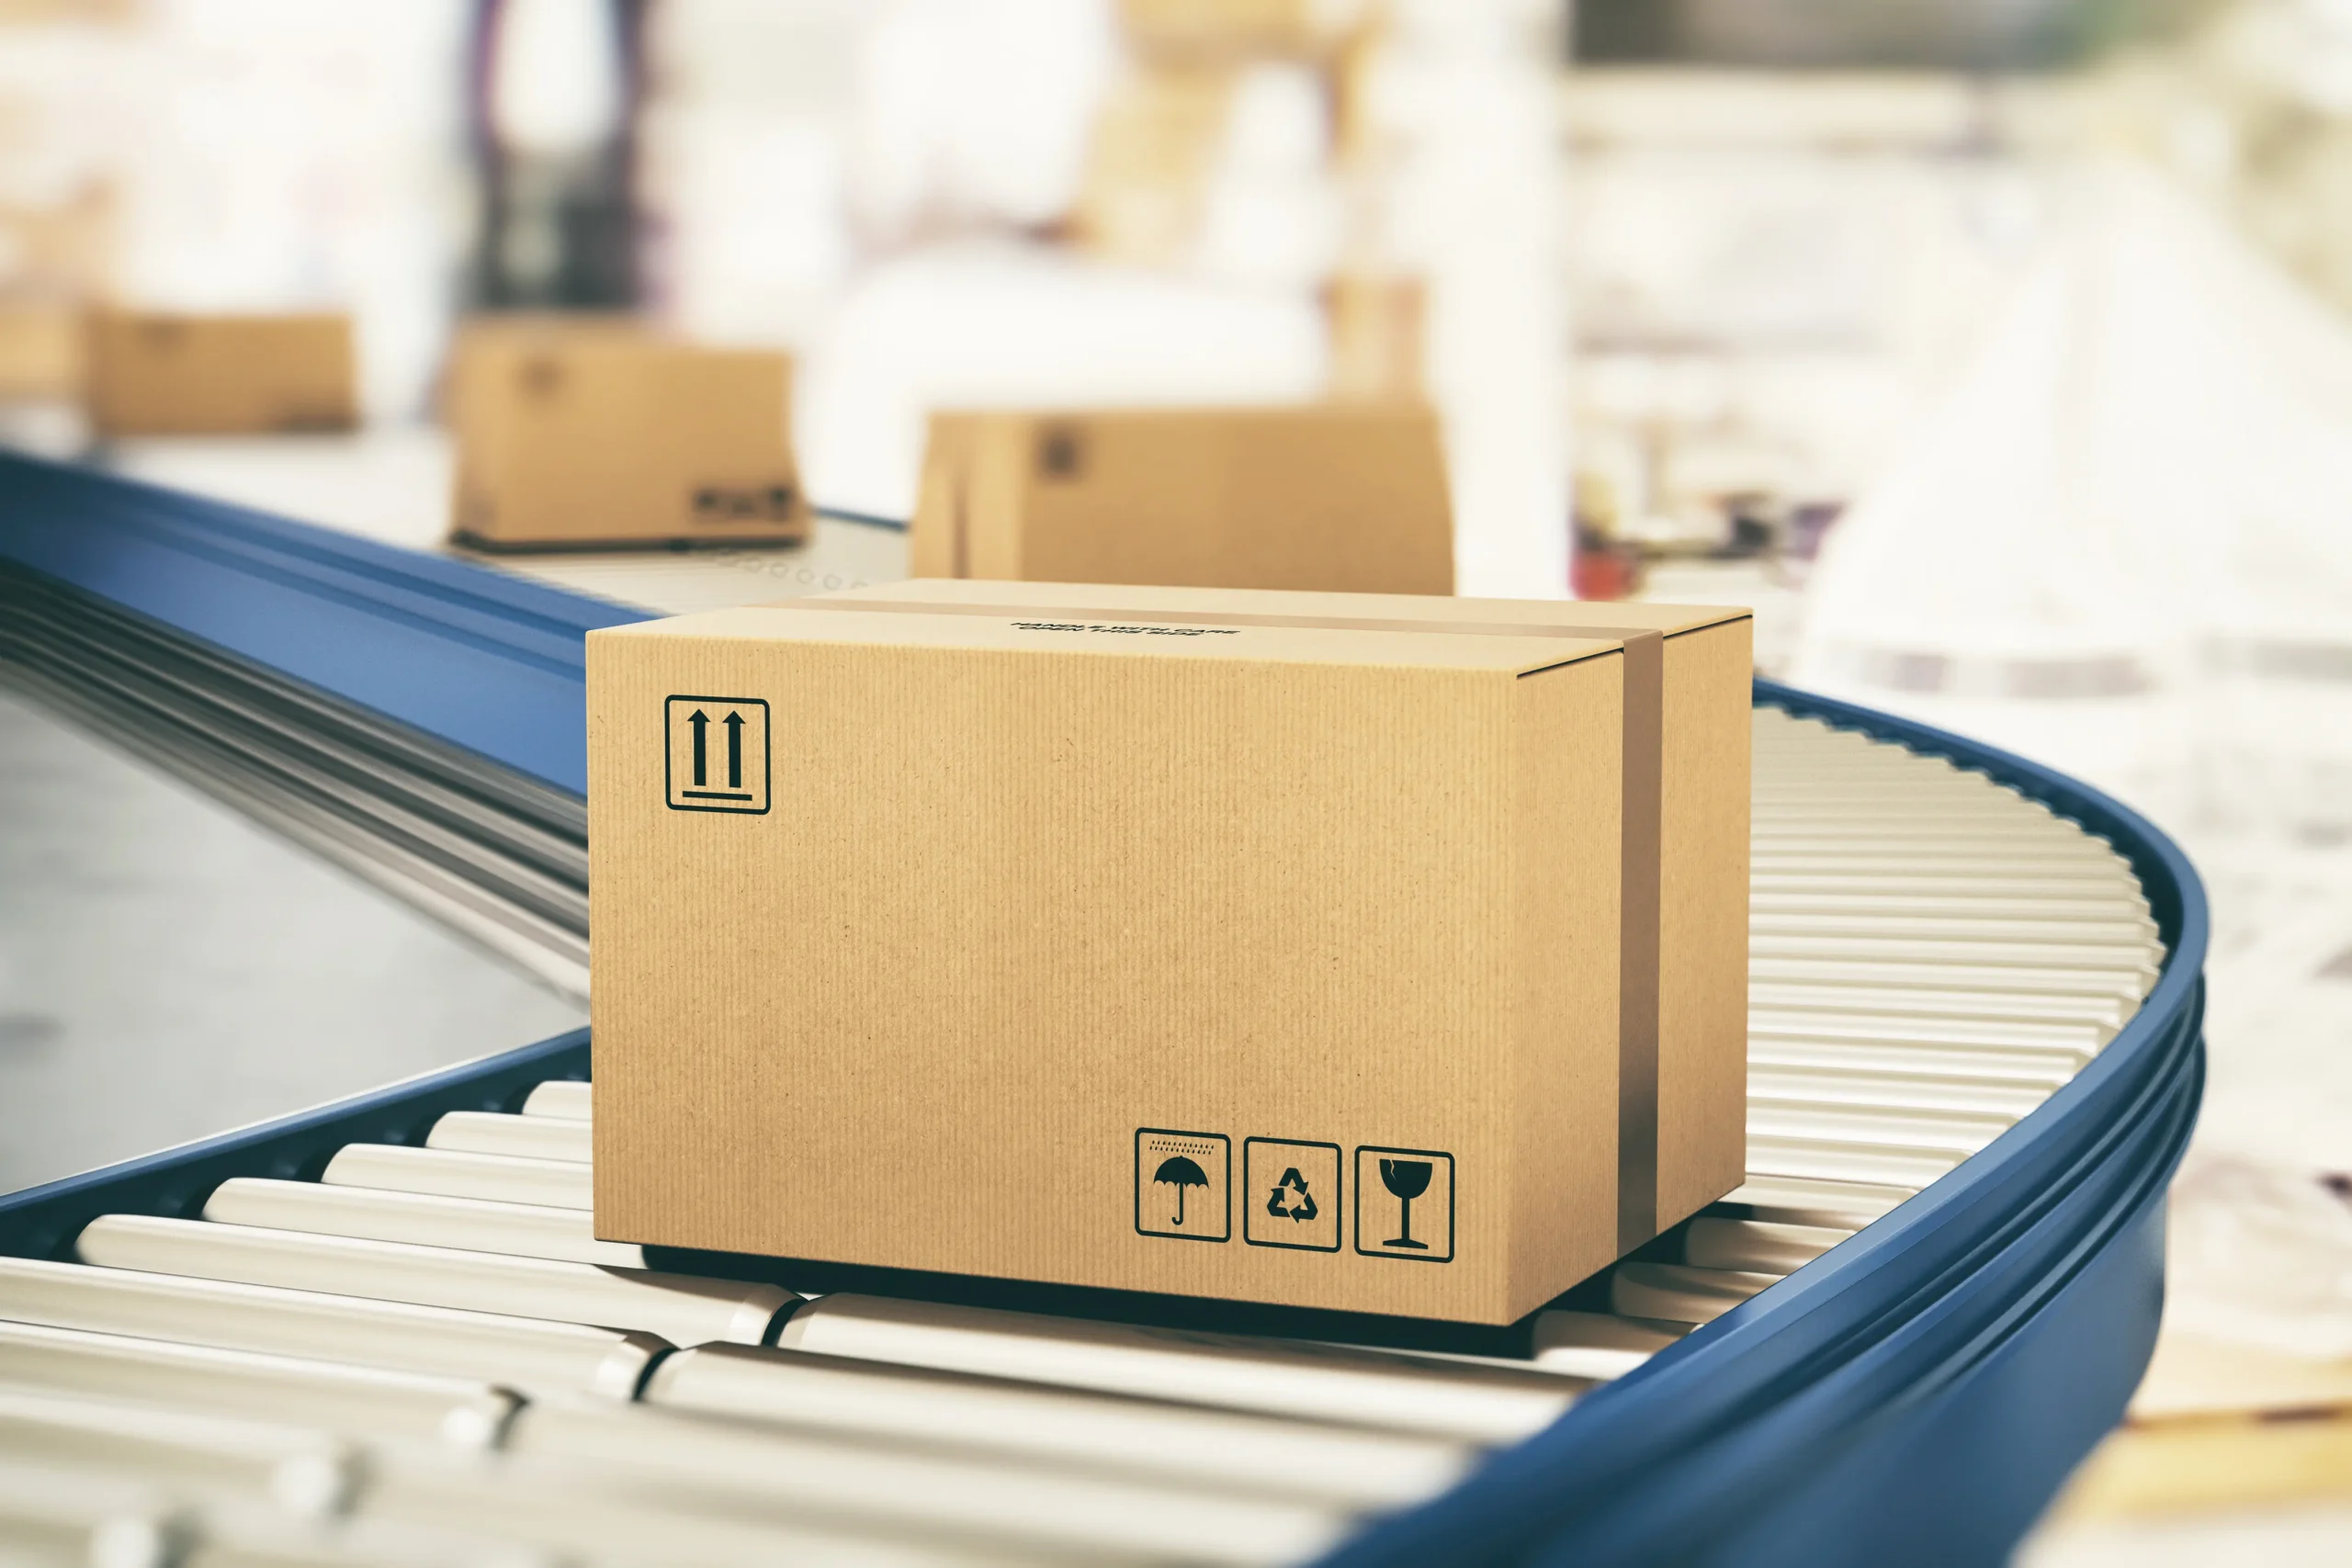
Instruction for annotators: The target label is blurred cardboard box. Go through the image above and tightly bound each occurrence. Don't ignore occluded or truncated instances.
[1118,0,1348,60]
[911,404,1454,594]
[0,189,112,299]
[83,310,356,437]
[1074,63,1234,267]
[1326,274,1424,401]
[585,581,1749,1322]
[448,318,808,551]
[0,299,78,400]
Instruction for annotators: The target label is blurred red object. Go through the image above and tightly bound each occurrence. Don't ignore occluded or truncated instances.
[1571,522,1641,600]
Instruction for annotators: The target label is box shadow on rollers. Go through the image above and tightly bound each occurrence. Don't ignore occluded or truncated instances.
[587,581,1750,1324]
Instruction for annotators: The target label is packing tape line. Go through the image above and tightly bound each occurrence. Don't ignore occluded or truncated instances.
[787,598,1670,1250]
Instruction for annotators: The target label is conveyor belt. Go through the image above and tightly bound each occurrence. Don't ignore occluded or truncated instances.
[0,452,622,996]
[0,450,2208,1565]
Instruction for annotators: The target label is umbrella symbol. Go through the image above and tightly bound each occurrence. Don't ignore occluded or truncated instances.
[1152,1156,1210,1226]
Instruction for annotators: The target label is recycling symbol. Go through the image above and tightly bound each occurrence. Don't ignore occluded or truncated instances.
[1265,1168,1319,1224]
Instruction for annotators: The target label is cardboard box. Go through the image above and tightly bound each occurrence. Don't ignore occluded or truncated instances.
[0,299,80,401]
[1325,274,1424,402]
[83,310,357,437]
[1117,0,1342,60]
[447,319,809,550]
[820,578,1754,1246]
[910,406,1454,595]
[586,581,1749,1323]
[1072,63,1235,266]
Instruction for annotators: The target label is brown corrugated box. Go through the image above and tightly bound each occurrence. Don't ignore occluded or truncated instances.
[447,317,808,551]
[822,578,1753,1245]
[83,310,356,436]
[586,581,1749,1324]
[0,301,80,401]
[1117,0,1346,60]
[910,406,1454,595]
[1073,62,1234,266]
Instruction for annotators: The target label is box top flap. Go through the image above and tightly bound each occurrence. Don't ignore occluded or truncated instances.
[820,578,1750,637]
[592,600,1623,676]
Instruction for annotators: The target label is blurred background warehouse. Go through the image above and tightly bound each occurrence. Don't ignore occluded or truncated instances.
[3,0,2352,1559]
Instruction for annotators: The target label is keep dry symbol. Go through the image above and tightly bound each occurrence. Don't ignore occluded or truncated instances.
[1152,1156,1210,1226]
[1265,1168,1318,1224]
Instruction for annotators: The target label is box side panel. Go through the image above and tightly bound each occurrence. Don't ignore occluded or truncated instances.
[584,629,652,1239]
[589,637,1530,1320]
[908,413,971,578]
[1511,653,1623,1314]
[1656,617,1753,1227]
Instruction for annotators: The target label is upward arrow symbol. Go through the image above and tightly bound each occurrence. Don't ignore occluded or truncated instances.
[723,710,745,789]
[687,709,709,785]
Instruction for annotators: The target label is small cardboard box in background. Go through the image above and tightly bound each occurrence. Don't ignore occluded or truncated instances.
[0,301,80,401]
[447,318,808,551]
[587,581,1749,1323]
[910,405,1454,595]
[83,310,356,437]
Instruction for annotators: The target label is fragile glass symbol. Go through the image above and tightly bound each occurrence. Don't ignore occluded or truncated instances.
[1379,1158,1433,1250]
[1153,1156,1209,1225]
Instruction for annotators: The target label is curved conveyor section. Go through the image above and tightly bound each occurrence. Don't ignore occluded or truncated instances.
[0,647,2207,1566]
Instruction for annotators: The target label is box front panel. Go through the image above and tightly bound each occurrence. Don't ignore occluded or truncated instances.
[1015,416,1236,587]
[1012,412,1453,596]
[459,345,802,546]
[589,634,1601,1319]
[87,316,355,436]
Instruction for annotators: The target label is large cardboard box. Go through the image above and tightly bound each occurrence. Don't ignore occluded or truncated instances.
[83,310,356,436]
[587,581,1749,1323]
[821,577,1754,1247]
[447,319,809,550]
[910,406,1454,595]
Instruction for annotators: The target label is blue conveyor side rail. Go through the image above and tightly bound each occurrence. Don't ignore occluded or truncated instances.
[0,453,2208,1566]
[0,449,639,795]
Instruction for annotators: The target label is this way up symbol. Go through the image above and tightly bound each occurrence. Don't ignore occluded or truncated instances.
[686,709,746,789]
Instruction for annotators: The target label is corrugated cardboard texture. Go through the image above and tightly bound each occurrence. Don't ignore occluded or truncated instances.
[83,310,356,437]
[588,594,1634,1324]
[909,407,1453,595]
[448,320,808,549]
[823,580,1754,1245]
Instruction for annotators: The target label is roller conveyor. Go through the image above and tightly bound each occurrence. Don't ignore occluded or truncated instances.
[0,451,2207,1565]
